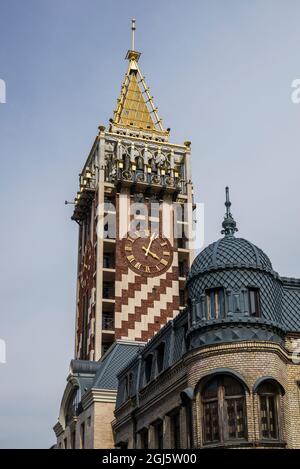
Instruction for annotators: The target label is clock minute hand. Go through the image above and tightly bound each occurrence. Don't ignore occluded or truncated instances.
[145,232,156,257]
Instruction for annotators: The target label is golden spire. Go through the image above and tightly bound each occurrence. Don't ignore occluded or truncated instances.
[110,19,168,137]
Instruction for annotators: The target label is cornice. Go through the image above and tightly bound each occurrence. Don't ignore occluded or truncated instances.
[103,131,188,151]
[183,340,291,366]
[53,421,64,438]
[81,388,117,410]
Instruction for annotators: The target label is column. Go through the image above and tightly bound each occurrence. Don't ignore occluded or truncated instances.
[163,415,172,449]
[148,424,156,449]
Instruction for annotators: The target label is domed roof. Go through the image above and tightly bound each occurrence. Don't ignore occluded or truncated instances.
[188,235,273,280]
[188,187,273,281]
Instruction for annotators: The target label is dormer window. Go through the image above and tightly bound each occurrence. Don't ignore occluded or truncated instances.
[156,342,165,374]
[205,288,225,319]
[248,288,261,317]
[144,355,153,383]
[125,372,134,399]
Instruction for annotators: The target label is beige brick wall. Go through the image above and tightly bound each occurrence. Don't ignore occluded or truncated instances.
[113,340,300,449]
[93,402,116,448]
[56,398,116,449]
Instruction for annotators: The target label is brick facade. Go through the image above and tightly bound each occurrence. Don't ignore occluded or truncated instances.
[113,338,300,449]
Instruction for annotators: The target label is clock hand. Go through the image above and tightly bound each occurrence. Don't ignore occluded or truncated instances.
[148,250,160,260]
[142,246,160,260]
[145,232,157,257]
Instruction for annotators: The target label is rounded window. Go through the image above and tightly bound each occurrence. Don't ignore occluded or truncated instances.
[257,381,280,440]
[201,375,247,445]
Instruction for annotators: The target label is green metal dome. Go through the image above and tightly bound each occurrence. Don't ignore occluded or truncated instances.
[188,236,273,281]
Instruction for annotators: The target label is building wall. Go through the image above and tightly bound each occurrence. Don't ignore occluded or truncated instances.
[56,397,116,449]
[113,340,300,449]
[93,402,116,448]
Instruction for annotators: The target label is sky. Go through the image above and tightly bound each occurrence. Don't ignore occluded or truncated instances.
[0,0,300,448]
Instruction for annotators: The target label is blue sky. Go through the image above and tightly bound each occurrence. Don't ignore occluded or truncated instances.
[1,0,300,448]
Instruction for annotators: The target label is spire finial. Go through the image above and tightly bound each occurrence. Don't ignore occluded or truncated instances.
[221,186,238,237]
[125,18,140,62]
[131,18,136,51]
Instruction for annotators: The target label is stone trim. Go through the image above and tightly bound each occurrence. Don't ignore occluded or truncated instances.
[81,389,117,410]
[184,341,290,365]
[53,421,64,438]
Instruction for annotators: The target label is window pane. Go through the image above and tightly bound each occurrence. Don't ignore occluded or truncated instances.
[156,421,163,449]
[203,378,218,399]
[206,292,211,319]
[202,376,246,444]
[206,288,225,320]
[250,291,256,313]
[268,396,278,439]
[249,289,261,317]
[172,412,181,449]
[258,382,277,394]
[145,355,152,383]
[210,290,215,319]
[203,401,219,443]
[218,288,224,318]
[227,399,237,438]
[236,398,245,438]
[215,291,219,319]
[258,382,279,440]
[156,343,165,374]
[223,376,244,397]
[140,430,148,449]
[226,398,245,439]
[260,395,268,438]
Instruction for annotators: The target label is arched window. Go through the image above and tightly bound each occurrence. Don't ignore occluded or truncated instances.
[202,375,247,445]
[257,382,279,440]
[156,342,165,374]
[248,288,261,317]
[65,388,80,426]
[144,355,153,383]
[135,156,144,171]
[124,372,134,399]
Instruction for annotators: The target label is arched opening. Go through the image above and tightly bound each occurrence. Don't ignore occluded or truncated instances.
[65,387,80,427]
[256,380,283,441]
[201,375,247,445]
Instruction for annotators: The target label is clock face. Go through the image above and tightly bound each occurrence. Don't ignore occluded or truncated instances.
[80,241,94,291]
[123,231,173,277]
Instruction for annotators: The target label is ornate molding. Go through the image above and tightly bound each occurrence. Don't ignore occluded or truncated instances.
[81,388,117,410]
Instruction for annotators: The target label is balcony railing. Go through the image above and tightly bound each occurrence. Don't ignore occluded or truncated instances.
[72,176,96,222]
[107,169,187,194]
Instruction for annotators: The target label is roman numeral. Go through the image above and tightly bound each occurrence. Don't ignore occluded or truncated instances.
[163,251,170,256]
[127,255,135,263]
[160,259,168,266]
[125,245,132,251]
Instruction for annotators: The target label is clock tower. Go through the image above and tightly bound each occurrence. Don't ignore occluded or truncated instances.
[54,20,196,449]
[71,21,195,362]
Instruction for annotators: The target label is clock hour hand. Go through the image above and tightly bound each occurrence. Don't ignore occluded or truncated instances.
[142,246,159,260]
